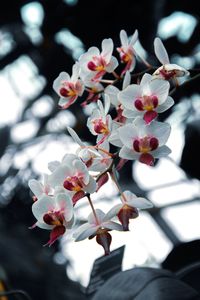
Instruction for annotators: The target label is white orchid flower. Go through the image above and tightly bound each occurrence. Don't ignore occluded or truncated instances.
[32,193,74,246]
[119,73,174,124]
[53,62,84,109]
[118,117,171,166]
[153,37,189,80]
[106,190,153,230]
[79,38,118,82]
[73,208,122,255]
[117,29,138,74]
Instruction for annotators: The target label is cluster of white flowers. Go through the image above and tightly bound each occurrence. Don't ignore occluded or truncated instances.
[29,30,189,255]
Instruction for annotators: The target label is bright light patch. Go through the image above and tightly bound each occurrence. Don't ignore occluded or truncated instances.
[11,120,39,143]
[0,55,45,127]
[21,2,44,27]
[31,96,53,117]
[148,179,200,207]
[171,55,195,69]
[0,31,15,57]
[162,202,200,241]
[46,110,76,132]
[5,55,46,100]
[32,135,79,174]
[133,158,186,190]
[64,0,79,6]
[158,12,197,42]
[55,29,84,59]
[0,74,23,126]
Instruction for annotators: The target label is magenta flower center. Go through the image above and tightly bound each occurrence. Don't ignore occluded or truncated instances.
[43,210,64,226]
[160,68,176,80]
[87,56,106,71]
[93,118,109,134]
[63,176,83,192]
[133,136,159,153]
[60,82,77,97]
[134,95,158,111]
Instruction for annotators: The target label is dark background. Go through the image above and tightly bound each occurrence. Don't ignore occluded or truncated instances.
[0,0,199,299]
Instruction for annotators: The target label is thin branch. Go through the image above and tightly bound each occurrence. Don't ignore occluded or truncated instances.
[169,73,200,96]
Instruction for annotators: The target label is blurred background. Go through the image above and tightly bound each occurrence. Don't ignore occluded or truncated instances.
[0,0,200,299]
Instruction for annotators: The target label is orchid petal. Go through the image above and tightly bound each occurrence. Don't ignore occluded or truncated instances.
[32,195,55,223]
[156,96,174,113]
[28,179,44,198]
[154,37,170,65]
[151,145,171,158]
[119,146,140,160]
[101,38,113,62]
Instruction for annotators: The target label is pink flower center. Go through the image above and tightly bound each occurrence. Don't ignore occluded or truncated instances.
[159,68,176,80]
[43,210,64,226]
[87,56,106,72]
[63,176,83,192]
[133,136,159,153]
[93,118,109,134]
[118,47,134,63]
[134,95,158,112]
[59,82,77,98]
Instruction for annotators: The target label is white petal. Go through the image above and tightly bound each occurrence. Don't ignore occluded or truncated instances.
[122,108,140,118]
[55,193,73,221]
[130,29,138,45]
[123,190,136,200]
[154,37,170,65]
[119,85,142,110]
[108,129,123,147]
[102,221,123,231]
[101,38,113,62]
[28,179,44,198]
[104,204,123,221]
[157,96,174,113]
[71,62,80,82]
[66,215,75,229]
[119,146,140,160]
[67,126,85,146]
[88,208,105,224]
[106,56,119,72]
[151,145,171,158]
[124,192,153,209]
[120,30,128,47]
[140,73,153,86]
[48,164,70,188]
[53,72,70,94]
[105,85,119,106]
[104,94,111,115]
[165,63,189,74]
[122,71,131,90]
[147,121,171,146]
[48,161,60,172]
[74,224,97,241]
[148,79,170,104]
[97,100,105,117]
[36,221,53,230]
[62,153,78,164]
[32,195,55,222]
[84,176,97,193]
[118,124,138,149]
[54,186,68,195]
[58,97,69,106]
